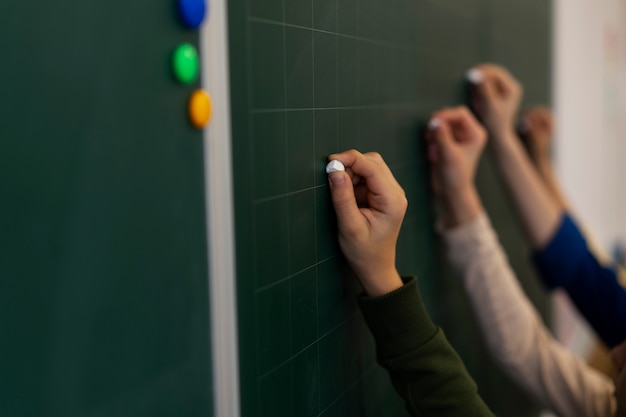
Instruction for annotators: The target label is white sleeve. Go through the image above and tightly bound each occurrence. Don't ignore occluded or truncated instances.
[440,214,615,417]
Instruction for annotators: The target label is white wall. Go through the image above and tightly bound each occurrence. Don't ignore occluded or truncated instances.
[553,0,626,256]
[552,0,626,354]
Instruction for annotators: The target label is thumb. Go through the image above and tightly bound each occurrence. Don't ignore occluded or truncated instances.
[433,120,456,160]
[328,171,364,234]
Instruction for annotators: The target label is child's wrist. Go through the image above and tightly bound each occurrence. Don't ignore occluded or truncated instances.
[358,268,403,297]
[441,186,484,229]
[493,128,518,142]
[534,154,552,169]
[489,130,521,157]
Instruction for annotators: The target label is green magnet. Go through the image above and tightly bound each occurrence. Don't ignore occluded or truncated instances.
[172,43,199,84]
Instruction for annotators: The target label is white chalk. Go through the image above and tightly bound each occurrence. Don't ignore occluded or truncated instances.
[466,68,484,84]
[428,118,441,130]
[326,160,346,174]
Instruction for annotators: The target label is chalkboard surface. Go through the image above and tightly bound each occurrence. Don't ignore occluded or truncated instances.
[0,2,212,416]
[229,0,551,416]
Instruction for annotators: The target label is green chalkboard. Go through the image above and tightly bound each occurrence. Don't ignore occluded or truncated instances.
[229,0,551,416]
[0,2,212,416]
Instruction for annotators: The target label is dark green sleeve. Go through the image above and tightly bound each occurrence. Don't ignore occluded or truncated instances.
[358,277,495,417]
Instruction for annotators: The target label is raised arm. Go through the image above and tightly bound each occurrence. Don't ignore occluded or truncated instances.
[426,106,615,417]
[326,149,495,417]
[519,107,570,211]
[470,64,626,348]
[521,106,626,276]
[469,65,562,249]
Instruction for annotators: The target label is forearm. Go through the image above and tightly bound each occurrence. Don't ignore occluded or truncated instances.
[534,156,570,211]
[359,277,495,417]
[442,216,616,417]
[384,328,494,417]
[490,131,562,249]
[357,269,404,298]
[530,159,621,268]
[533,217,626,348]
[440,186,484,229]
[443,215,550,371]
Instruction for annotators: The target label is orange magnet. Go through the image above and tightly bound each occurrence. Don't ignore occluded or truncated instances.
[188,89,213,129]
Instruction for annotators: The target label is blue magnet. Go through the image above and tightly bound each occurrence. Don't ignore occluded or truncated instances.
[178,0,207,29]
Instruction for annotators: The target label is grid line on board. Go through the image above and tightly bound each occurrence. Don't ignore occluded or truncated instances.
[248,16,414,51]
[245,0,420,414]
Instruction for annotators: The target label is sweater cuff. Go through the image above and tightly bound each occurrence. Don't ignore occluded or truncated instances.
[358,276,437,359]
[438,213,496,267]
[533,214,588,289]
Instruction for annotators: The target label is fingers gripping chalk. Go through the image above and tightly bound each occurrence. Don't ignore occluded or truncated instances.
[428,118,441,130]
[466,68,484,84]
[326,160,346,174]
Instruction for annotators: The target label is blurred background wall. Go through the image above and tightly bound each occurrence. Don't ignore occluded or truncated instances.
[552,0,626,353]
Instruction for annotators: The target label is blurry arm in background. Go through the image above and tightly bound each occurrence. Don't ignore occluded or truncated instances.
[469,64,626,348]
[521,106,626,374]
[519,107,570,212]
[520,106,620,269]
[469,64,562,249]
[426,106,615,417]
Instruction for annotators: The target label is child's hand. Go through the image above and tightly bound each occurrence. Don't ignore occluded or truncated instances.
[426,107,486,228]
[327,150,406,297]
[470,64,523,140]
[611,340,626,417]
[520,106,553,162]
[427,106,487,195]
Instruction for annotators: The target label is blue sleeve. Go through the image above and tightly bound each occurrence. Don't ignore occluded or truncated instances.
[533,214,626,348]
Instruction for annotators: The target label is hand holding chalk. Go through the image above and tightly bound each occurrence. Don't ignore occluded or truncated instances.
[426,107,486,227]
[326,160,345,173]
[467,64,523,140]
[326,150,405,297]
[519,106,553,162]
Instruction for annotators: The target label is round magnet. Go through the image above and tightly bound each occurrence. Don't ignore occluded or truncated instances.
[178,0,207,29]
[188,90,213,129]
[172,43,199,84]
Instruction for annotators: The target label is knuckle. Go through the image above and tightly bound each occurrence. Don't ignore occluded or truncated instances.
[347,149,360,158]
[395,184,407,199]
[367,151,383,162]
[400,195,408,211]
[458,106,472,117]
[391,189,408,212]
[395,201,409,218]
